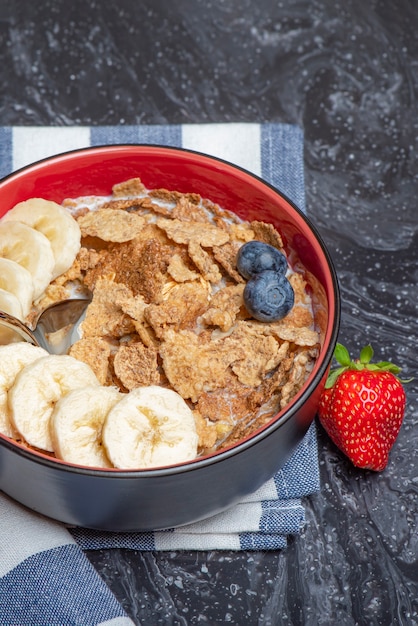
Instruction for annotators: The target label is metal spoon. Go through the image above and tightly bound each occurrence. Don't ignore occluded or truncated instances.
[0,296,91,354]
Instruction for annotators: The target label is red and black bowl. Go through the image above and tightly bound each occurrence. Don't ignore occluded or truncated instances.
[0,145,340,531]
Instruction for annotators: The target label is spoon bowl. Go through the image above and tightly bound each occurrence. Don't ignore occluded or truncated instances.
[0,296,91,354]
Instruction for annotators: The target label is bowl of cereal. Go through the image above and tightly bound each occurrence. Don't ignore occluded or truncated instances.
[0,145,339,530]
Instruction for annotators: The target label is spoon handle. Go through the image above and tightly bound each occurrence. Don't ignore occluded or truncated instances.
[0,310,40,347]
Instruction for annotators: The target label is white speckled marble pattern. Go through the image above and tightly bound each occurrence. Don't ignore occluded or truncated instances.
[0,0,417,624]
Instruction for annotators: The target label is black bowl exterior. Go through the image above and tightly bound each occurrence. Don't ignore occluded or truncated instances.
[0,383,322,531]
[0,145,340,530]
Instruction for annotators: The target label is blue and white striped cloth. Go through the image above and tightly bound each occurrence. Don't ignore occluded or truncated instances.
[0,123,320,625]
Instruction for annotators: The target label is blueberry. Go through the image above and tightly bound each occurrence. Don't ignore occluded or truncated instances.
[243,270,294,322]
[236,241,287,279]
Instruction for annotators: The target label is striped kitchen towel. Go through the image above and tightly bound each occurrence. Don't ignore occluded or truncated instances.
[0,123,320,625]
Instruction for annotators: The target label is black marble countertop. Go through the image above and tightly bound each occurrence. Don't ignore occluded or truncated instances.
[1,1,417,624]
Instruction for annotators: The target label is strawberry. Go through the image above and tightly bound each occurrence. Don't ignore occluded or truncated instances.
[318,343,407,471]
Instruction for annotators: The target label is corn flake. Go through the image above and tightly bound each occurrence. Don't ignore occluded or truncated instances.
[145,281,210,339]
[69,337,111,385]
[188,241,222,284]
[201,284,245,332]
[78,208,145,242]
[114,342,160,390]
[80,278,136,338]
[157,218,230,247]
[112,177,146,197]
[172,195,211,223]
[251,220,284,250]
[212,242,245,283]
[167,253,200,283]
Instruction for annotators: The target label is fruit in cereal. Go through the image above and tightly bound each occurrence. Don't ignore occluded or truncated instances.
[236,240,287,279]
[102,386,199,469]
[0,343,49,438]
[51,385,121,467]
[8,354,100,452]
[1,198,81,278]
[243,270,294,322]
[0,220,55,298]
[318,343,407,471]
[0,258,35,318]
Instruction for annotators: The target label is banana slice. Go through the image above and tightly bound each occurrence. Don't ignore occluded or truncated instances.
[0,288,24,345]
[8,354,100,452]
[0,221,55,299]
[0,287,22,319]
[2,198,81,279]
[102,385,199,469]
[0,257,35,318]
[51,385,121,468]
[0,343,49,438]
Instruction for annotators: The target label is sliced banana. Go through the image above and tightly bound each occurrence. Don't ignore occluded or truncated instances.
[0,287,22,319]
[0,288,24,345]
[0,221,55,299]
[2,198,81,279]
[8,354,100,452]
[51,385,121,468]
[0,343,49,438]
[102,385,199,469]
[0,257,35,318]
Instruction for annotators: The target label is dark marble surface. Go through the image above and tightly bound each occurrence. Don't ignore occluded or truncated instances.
[1,0,418,624]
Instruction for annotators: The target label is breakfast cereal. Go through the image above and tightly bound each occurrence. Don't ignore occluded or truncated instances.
[42,177,319,457]
[23,177,320,458]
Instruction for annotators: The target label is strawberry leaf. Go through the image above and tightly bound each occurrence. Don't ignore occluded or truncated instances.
[334,343,351,367]
[365,364,381,371]
[325,366,346,389]
[359,344,373,364]
[375,361,401,374]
